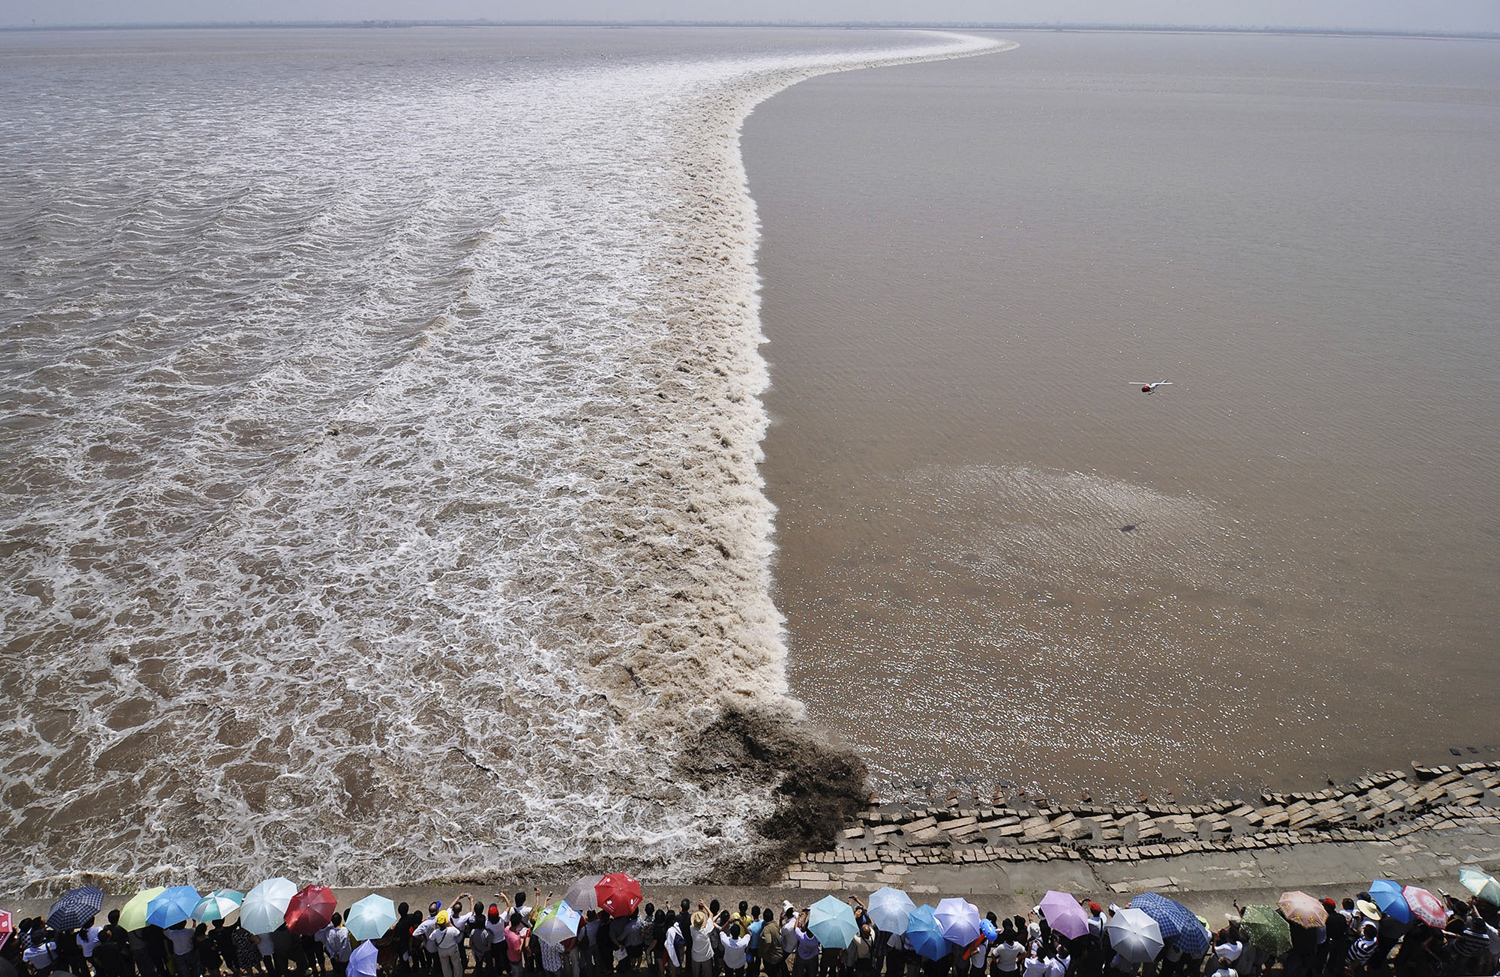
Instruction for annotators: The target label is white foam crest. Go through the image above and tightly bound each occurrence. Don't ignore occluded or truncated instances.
[0,29,1010,895]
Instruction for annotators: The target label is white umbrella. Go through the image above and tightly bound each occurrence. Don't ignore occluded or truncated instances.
[349,940,379,977]
[934,899,982,947]
[1107,908,1165,964]
[563,876,603,914]
[241,878,298,935]
[867,887,917,935]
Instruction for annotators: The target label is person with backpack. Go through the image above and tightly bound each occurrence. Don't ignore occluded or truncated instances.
[842,926,873,977]
[427,912,464,977]
[468,911,494,977]
[665,914,688,977]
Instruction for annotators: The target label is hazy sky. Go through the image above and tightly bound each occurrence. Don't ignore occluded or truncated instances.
[2,0,1498,32]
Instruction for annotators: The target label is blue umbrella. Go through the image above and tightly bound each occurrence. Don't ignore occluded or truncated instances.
[905,906,950,961]
[808,896,859,949]
[1369,880,1411,924]
[1130,893,1210,955]
[146,886,203,928]
[867,887,917,935]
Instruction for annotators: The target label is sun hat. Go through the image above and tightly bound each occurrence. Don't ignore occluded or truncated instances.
[1355,901,1381,921]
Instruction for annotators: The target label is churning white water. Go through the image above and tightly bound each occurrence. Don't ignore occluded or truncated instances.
[0,27,1007,894]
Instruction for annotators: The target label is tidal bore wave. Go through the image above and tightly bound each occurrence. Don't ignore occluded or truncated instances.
[0,29,1008,895]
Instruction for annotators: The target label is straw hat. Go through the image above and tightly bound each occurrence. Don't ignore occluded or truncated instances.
[1355,901,1382,921]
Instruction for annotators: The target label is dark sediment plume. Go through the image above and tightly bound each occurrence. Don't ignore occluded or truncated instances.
[679,709,868,883]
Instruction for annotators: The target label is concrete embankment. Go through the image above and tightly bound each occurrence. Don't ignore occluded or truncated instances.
[771,762,1500,905]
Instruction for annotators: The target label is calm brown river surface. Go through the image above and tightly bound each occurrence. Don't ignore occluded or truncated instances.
[745,30,1500,801]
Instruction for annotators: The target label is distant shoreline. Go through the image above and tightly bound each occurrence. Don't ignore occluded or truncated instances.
[1,23,1497,41]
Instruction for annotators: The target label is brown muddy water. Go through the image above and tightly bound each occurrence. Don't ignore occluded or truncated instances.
[745,30,1500,802]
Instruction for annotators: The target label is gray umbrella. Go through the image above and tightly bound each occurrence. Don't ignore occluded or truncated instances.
[562,876,603,914]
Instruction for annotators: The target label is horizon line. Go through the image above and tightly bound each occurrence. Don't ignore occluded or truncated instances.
[1,20,1498,40]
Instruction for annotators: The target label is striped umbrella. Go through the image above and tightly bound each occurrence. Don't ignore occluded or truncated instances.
[193,890,244,924]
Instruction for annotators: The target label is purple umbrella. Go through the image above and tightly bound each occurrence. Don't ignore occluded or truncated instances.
[1039,891,1091,941]
[934,899,982,947]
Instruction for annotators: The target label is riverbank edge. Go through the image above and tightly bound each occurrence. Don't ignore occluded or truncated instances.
[777,761,1500,886]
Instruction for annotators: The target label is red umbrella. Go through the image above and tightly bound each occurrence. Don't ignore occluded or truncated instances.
[595,874,642,917]
[285,885,338,936]
[1401,886,1449,929]
[0,909,12,952]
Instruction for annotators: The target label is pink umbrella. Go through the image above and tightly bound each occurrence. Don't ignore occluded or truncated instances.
[1038,891,1091,941]
[1401,886,1449,928]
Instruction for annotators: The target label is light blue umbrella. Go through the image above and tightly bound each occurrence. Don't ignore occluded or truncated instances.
[146,886,202,928]
[807,896,859,950]
[867,887,917,935]
[345,894,398,942]
[905,906,950,961]
[1369,880,1411,924]
[349,940,379,977]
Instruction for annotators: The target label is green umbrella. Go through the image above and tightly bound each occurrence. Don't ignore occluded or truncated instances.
[119,887,167,932]
[1240,905,1291,956]
[1460,868,1500,906]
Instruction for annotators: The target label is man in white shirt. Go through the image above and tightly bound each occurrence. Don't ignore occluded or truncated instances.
[721,923,751,977]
